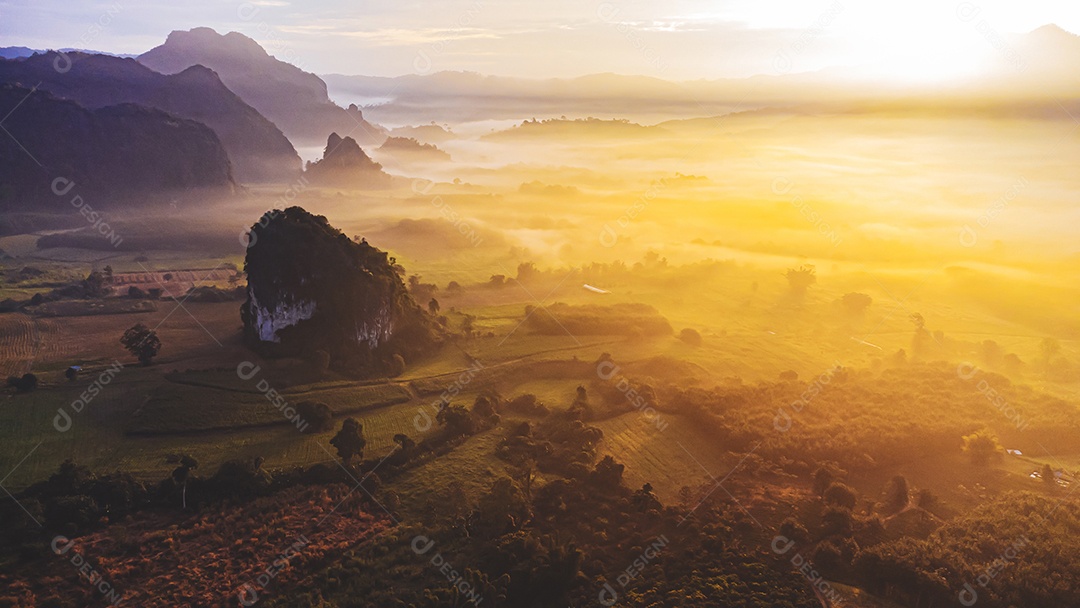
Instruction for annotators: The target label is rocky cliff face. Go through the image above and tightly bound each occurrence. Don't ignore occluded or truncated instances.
[241,207,438,374]
[0,84,233,211]
[139,28,387,146]
[0,52,300,183]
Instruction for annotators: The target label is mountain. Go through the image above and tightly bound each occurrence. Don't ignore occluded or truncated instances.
[325,25,1080,125]
[388,124,456,144]
[320,70,853,125]
[0,47,139,59]
[376,136,450,161]
[482,117,667,141]
[305,133,393,188]
[994,25,1080,95]
[0,47,37,60]
[0,84,233,211]
[0,52,300,183]
[139,28,386,146]
[241,206,439,375]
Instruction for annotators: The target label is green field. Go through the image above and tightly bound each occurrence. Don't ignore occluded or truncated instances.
[2,251,1079,529]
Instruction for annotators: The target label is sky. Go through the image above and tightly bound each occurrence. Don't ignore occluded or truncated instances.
[1,0,1079,80]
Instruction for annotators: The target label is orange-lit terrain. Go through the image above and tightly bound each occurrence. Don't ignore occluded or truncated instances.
[1,5,1079,607]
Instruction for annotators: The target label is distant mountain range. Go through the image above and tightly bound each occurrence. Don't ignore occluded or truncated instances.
[0,84,233,211]
[323,24,1080,125]
[0,46,138,60]
[139,28,386,146]
[0,47,42,60]
[2,22,1077,210]
[0,27,393,200]
[0,52,300,183]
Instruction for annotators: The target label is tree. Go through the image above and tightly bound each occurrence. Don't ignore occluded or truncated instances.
[296,401,334,433]
[962,430,1004,466]
[330,418,366,465]
[823,482,858,509]
[569,385,591,420]
[883,475,910,513]
[428,297,440,315]
[516,262,538,282]
[210,456,271,498]
[785,265,816,296]
[472,392,501,422]
[120,323,161,365]
[387,353,406,377]
[7,373,38,393]
[632,483,661,512]
[1040,338,1061,367]
[591,455,624,489]
[812,540,845,576]
[780,518,810,545]
[858,516,887,546]
[812,465,837,496]
[915,488,941,512]
[477,477,531,532]
[509,459,538,500]
[82,270,110,298]
[407,275,437,302]
[1003,352,1024,374]
[840,292,872,316]
[166,453,198,509]
[437,404,477,437]
[820,506,854,537]
[1042,463,1056,487]
[392,433,416,454]
[679,328,703,346]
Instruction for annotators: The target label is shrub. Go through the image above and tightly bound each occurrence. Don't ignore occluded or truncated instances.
[330,418,366,465]
[785,265,816,295]
[296,401,334,433]
[506,394,550,417]
[820,506,854,537]
[7,373,38,393]
[387,353,406,377]
[120,323,161,365]
[961,429,1004,466]
[679,327,703,346]
[840,292,872,315]
[823,482,858,509]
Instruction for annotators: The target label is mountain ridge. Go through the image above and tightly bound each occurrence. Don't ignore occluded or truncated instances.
[0,83,234,211]
[0,51,301,183]
[139,27,387,146]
